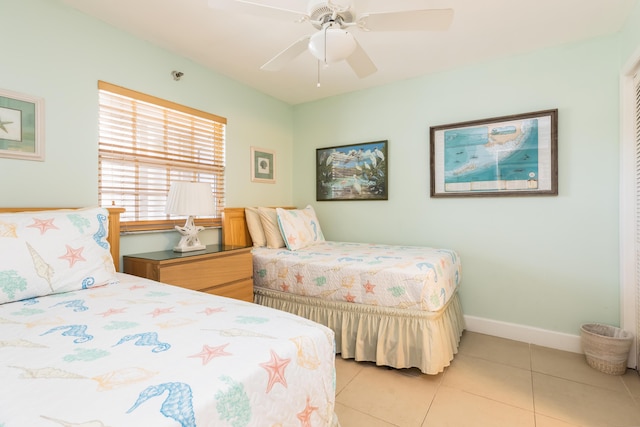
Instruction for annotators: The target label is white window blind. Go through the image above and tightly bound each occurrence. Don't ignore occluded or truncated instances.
[98,81,226,232]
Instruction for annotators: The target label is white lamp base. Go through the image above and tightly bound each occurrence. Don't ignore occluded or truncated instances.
[172,216,206,252]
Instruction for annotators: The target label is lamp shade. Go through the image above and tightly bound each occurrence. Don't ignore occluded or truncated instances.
[308,27,357,63]
[165,181,215,216]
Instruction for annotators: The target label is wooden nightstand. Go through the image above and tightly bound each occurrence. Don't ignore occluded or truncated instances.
[123,245,253,302]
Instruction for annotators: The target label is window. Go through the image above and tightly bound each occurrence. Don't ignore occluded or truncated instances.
[98,81,226,232]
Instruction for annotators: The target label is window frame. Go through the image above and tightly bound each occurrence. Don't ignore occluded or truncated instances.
[97,81,226,232]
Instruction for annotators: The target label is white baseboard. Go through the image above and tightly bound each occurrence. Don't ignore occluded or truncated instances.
[464,315,583,354]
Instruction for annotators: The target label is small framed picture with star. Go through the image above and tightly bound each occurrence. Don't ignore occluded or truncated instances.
[250,146,275,183]
[0,88,45,161]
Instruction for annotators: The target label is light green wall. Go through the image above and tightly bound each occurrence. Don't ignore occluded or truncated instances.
[620,0,640,64]
[0,0,294,257]
[292,34,629,335]
[3,0,639,337]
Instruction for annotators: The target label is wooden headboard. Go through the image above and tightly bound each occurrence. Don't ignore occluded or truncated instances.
[222,208,253,247]
[222,207,295,247]
[0,207,125,272]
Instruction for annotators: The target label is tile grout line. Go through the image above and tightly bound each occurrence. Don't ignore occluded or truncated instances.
[419,366,447,426]
[335,402,402,427]
[529,343,539,427]
[334,357,363,399]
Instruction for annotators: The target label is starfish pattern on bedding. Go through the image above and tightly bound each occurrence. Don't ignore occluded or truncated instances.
[189,343,231,365]
[363,281,376,294]
[147,307,174,317]
[260,350,290,393]
[58,245,86,268]
[296,396,318,427]
[200,307,225,315]
[27,218,59,235]
[97,308,127,317]
[295,272,304,284]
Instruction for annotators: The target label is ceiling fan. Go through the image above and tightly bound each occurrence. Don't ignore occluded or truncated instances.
[207,0,454,79]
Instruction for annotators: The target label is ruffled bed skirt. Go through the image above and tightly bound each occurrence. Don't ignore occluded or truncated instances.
[254,287,465,375]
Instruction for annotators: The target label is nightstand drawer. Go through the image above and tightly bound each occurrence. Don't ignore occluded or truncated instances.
[202,278,253,302]
[159,251,252,291]
[123,245,253,302]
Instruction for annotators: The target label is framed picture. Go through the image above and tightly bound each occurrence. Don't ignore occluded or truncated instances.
[430,109,558,197]
[250,146,275,183]
[316,140,388,201]
[0,88,45,161]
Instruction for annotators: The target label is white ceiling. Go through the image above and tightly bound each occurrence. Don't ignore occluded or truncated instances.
[61,0,637,105]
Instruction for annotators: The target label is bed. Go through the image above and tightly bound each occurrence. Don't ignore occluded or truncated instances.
[0,206,340,427]
[222,206,465,375]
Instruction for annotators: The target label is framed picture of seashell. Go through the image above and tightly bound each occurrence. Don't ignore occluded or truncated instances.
[251,146,275,183]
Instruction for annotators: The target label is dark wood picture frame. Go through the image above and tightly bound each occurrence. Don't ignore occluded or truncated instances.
[316,140,388,201]
[430,109,558,197]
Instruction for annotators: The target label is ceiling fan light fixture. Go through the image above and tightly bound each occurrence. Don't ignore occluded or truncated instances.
[308,27,356,63]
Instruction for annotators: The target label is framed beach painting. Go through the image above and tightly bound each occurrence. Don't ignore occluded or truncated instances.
[250,146,275,183]
[316,140,388,201]
[430,109,558,197]
[0,88,45,161]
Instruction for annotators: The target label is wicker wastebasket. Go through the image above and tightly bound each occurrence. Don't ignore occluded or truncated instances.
[580,323,633,375]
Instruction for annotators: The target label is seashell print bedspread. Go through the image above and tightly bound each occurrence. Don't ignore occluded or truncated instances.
[253,241,462,312]
[0,273,337,427]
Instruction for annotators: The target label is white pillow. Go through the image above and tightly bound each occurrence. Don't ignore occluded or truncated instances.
[244,207,266,247]
[257,207,286,249]
[0,207,118,304]
[276,205,325,251]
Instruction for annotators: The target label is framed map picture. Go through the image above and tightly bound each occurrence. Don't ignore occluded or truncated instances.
[430,109,558,197]
[250,146,275,183]
[0,88,45,161]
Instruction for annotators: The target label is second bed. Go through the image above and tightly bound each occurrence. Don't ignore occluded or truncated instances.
[223,206,465,374]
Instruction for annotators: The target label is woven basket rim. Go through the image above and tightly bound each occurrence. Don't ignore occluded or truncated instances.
[580,323,633,340]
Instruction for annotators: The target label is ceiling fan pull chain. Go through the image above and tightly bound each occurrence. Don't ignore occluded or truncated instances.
[323,24,328,64]
[317,60,321,88]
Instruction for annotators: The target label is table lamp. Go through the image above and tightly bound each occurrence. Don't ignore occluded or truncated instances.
[165,181,215,252]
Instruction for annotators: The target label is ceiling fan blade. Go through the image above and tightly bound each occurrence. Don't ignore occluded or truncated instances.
[260,35,312,71]
[207,0,308,22]
[346,40,377,78]
[358,8,454,31]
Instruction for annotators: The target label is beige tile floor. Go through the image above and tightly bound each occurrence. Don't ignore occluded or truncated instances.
[334,331,640,427]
